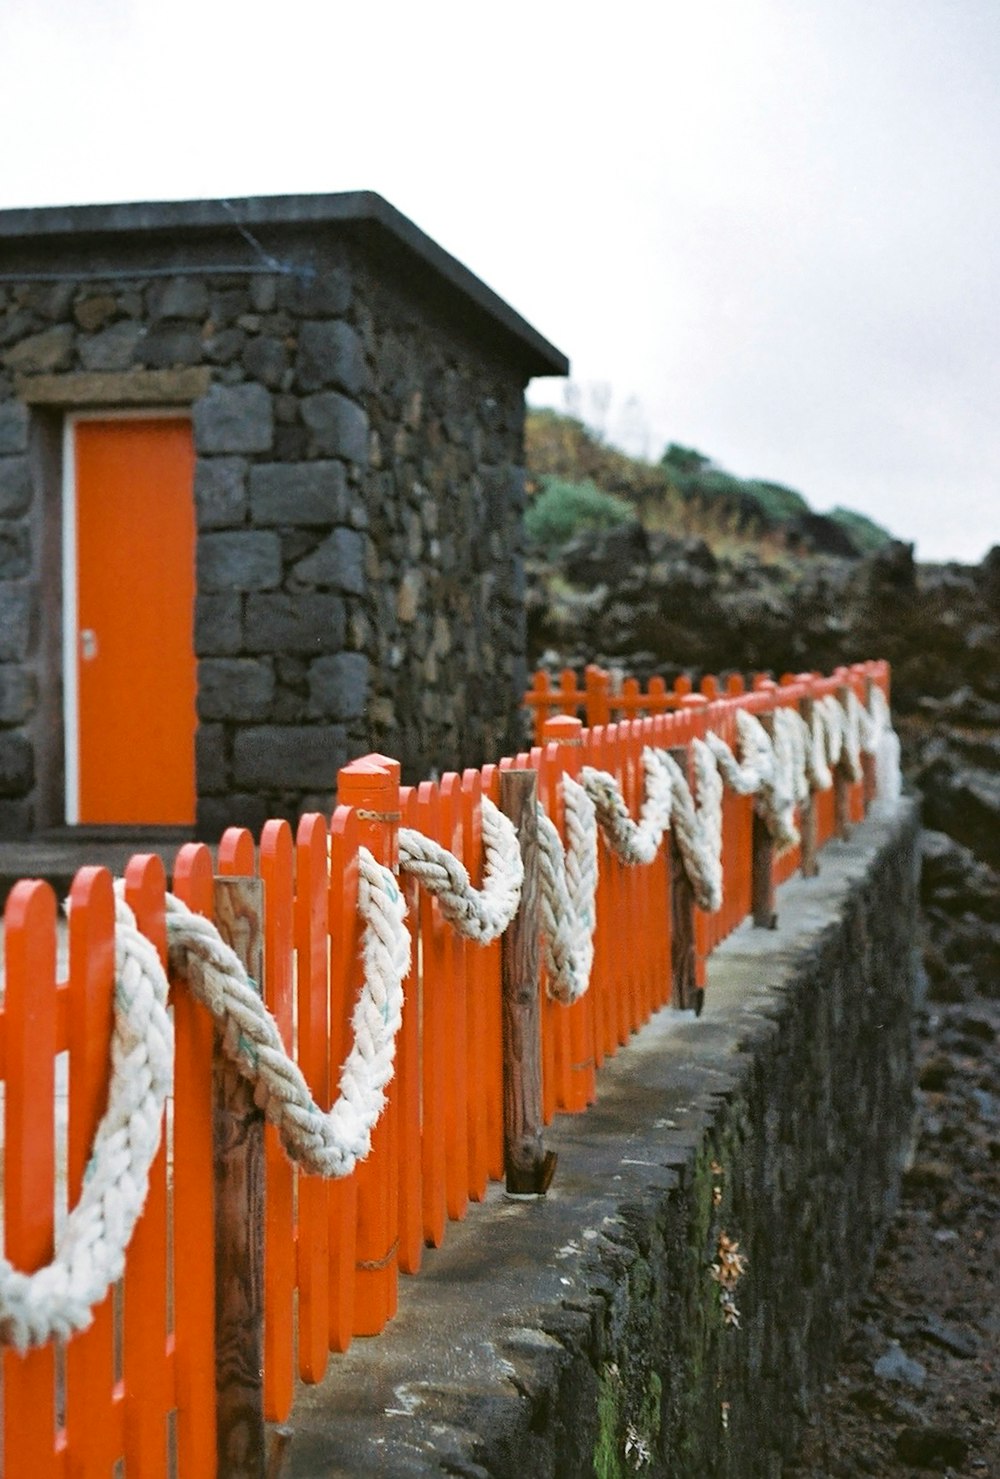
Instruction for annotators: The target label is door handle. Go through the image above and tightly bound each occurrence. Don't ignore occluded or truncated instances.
[80,628,98,661]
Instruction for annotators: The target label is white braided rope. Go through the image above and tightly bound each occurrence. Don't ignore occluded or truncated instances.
[654,744,725,913]
[0,893,172,1353]
[536,776,598,1004]
[0,849,409,1353]
[397,797,523,944]
[578,747,673,865]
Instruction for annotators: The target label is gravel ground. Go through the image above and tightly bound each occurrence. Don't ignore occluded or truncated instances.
[786,993,1000,1477]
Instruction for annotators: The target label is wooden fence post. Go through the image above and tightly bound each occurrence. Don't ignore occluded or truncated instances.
[499,768,556,1194]
[798,691,820,878]
[751,714,778,928]
[668,745,700,1014]
[861,672,877,809]
[834,682,853,838]
[213,876,266,1479]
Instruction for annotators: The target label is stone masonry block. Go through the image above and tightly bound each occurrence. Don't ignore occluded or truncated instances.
[0,523,30,580]
[2,325,73,374]
[0,731,33,796]
[244,593,346,653]
[280,269,352,318]
[194,457,249,528]
[0,667,36,724]
[197,658,275,720]
[232,724,348,789]
[307,653,369,720]
[290,528,365,594]
[198,531,282,592]
[194,592,243,656]
[0,584,30,661]
[301,392,369,466]
[195,722,228,793]
[78,321,146,371]
[0,401,29,455]
[0,457,31,517]
[295,321,366,396]
[193,382,274,454]
[148,277,210,321]
[248,461,348,526]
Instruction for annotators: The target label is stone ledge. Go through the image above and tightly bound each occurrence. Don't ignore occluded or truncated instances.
[16,366,210,406]
[284,798,920,1478]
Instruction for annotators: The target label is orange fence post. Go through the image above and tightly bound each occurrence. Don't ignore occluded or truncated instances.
[327,805,360,1349]
[122,855,171,1479]
[584,664,611,728]
[170,844,219,1473]
[295,813,333,1384]
[254,822,297,1420]
[2,881,58,1479]
[338,755,401,1336]
[65,866,122,1475]
[396,786,424,1271]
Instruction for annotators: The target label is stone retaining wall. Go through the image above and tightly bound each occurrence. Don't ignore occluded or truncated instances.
[285,798,920,1478]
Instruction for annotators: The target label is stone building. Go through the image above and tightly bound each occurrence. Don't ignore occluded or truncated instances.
[0,193,566,838]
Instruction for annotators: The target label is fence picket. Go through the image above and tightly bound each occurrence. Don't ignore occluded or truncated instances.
[327,806,360,1351]
[65,866,122,1476]
[257,821,296,1420]
[295,813,332,1385]
[2,881,59,1479]
[169,843,219,1475]
[121,855,171,1479]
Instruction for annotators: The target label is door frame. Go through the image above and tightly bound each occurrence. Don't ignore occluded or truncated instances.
[61,407,194,825]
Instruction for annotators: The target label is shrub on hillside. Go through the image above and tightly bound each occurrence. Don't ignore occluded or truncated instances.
[525,476,634,549]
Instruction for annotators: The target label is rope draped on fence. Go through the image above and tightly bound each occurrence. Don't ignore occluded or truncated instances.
[397,797,524,944]
[0,679,900,1353]
[0,851,409,1354]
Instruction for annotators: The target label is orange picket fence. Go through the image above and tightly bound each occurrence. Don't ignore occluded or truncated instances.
[0,658,889,1476]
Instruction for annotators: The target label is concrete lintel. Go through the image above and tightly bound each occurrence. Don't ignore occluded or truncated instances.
[16,367,211,407]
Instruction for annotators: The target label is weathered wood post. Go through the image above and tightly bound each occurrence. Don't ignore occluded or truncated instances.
[542,714,595,1112]
[860,670,878,810]
[668,745,700,1013]
[751,711,778,928]
[499,768,556,1194]
[213,875,266,1479]
[834,679,854,839]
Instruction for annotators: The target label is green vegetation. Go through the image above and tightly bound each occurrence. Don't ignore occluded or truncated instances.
[524,476,633,550]
[828,505,894,553]
[525,408,895,557]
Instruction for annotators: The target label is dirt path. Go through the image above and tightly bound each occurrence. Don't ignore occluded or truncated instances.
[786,993,1000,1477]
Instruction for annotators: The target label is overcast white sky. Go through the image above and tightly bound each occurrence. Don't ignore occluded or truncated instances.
[1,0,997,562]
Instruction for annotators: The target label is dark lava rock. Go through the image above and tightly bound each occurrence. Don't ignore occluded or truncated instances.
[894,1424,969,1469]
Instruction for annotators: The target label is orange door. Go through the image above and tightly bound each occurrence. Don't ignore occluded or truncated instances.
[71,417,197,825]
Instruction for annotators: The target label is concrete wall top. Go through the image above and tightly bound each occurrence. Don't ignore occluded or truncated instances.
[0,191,569,381]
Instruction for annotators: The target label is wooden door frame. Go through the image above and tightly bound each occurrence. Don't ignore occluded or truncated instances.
[61,408,194,826]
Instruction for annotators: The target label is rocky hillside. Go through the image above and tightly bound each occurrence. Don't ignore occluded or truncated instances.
[527,526,1000,1001]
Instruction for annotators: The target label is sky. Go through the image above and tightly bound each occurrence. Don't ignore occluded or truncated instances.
[1,0,997,563]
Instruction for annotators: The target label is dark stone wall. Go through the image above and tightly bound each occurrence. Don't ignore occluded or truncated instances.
[356,260,529,780]
[0,235,532,837]
[285,799,920,1478]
